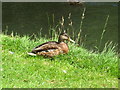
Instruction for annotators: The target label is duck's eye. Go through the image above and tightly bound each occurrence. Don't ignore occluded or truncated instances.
[64,34,68,37]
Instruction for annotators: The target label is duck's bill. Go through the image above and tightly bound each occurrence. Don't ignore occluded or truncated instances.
[69,38,75,43]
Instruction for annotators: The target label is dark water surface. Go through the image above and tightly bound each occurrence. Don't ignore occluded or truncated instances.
[2,2,118,51]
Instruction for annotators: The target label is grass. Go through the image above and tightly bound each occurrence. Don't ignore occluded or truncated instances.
[1,33,118,88]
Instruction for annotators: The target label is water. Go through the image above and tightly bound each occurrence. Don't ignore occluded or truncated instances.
[2,2,118,51]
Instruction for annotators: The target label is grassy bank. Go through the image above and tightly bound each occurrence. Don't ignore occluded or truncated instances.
[1,33,118,88]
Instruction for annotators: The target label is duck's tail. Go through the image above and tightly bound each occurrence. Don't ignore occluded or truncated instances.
[27,52,37,56]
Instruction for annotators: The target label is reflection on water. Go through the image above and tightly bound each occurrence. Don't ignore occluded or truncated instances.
[2,2,118,51]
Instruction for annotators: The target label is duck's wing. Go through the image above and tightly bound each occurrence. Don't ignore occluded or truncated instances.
[31,41,60,53]
[37,49,62,57]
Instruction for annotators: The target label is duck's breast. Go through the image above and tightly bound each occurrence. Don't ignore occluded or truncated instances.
[58,42,69,53]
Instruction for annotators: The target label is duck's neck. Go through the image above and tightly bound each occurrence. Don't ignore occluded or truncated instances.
[58,37,64,43]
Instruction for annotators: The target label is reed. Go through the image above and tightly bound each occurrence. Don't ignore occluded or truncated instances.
[46,13,51,37]
[99,15,110,50]
[76,7,86,44]
[68,13,75,39]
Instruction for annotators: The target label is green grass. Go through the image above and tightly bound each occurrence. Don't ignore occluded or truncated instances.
[1,33,118,88]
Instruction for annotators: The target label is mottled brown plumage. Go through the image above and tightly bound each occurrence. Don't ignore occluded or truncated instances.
[28,32,75,57]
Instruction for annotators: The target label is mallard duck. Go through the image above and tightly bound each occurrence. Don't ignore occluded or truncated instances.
[28,32,75,57]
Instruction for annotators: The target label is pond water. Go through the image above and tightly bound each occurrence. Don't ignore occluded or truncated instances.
[2,2,118,51]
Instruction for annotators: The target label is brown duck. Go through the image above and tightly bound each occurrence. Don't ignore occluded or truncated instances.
[28,32,75,57]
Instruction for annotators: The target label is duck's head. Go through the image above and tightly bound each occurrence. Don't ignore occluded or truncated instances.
[58,32,75,43]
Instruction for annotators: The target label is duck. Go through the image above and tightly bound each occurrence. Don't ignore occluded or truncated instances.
[28,32,75,57]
